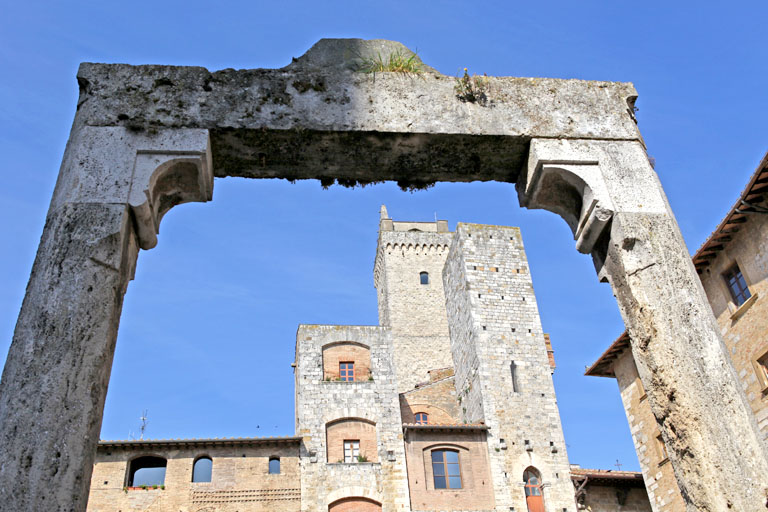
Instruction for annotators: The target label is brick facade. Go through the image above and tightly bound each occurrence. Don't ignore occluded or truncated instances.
[322,342,372,381]
[86,439,300,512]
[329,497,382,511]
[403,427,495,511]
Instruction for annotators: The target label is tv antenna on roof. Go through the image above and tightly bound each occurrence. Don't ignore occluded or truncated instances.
[139,410,148,440]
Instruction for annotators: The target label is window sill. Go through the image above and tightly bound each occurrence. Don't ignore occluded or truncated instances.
[322,380,375,384]
[730,293,758,321]
[327,462,380,466]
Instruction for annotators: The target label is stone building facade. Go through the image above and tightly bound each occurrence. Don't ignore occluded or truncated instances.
[586,151,768,512]
[88,207,653,512]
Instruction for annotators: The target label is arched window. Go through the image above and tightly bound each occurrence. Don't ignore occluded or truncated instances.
[192,456,212,482]
[419,271,429,285]
[431,449,461,489]
[414,412,428,425]
[524,467,544,512]
[127,456,167,487]
[269,457,281,474]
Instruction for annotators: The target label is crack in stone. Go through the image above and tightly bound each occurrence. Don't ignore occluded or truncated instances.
[628,262,656,277]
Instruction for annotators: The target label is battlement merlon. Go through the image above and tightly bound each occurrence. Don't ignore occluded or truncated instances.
[374,216,453,291]
[75,38,641,184]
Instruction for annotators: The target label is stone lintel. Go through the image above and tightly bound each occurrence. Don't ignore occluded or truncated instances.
[75,38,640,184]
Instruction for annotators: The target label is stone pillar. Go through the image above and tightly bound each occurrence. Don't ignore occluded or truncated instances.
[0,126,212,511]
[519,138,768,511]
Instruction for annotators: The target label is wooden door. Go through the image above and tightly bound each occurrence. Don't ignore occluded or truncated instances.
[524,469,545,512]
[525,494,545,512]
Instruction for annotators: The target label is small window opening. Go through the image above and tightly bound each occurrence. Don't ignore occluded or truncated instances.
[420,271,429,285]
[414,412,428,425]
[344,440,360,463]
[656,434,669,463]
[431,449,462,489]
[192,456,212,483]
[724,263,751,306]
[754,350,768,391]
[268,457,281,474]
[128,456,167,487]
[339,362,355,381]
[510,361,519,392]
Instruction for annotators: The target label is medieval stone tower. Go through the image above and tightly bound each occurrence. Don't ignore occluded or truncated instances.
[294,207,577,511]
[374,205,454,392]
[443,223,575,511]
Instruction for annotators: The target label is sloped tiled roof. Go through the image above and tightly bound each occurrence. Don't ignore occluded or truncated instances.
[98,436,301,449]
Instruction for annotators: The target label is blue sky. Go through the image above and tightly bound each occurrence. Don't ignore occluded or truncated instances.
[1,1,766,472]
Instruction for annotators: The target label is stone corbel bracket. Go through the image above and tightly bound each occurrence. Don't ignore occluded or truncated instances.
[518,139,666,257]
[129,148,213,249]
[51,126,213,250]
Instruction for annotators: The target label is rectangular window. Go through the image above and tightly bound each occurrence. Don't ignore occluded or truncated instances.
[754,350,768,392]
[510,361,519,392]
[724,263,751,307]
[656,434,669,463]
[339,362,355,381]
[343,440,360,463]
[431,450,462,489]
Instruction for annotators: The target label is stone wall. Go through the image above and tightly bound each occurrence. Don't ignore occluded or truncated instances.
[294,325,410,511]
[374,219,454,392]
[613,353,685,512]
[698,206,768,440]
[443,223,576,512]
[86,442,300,512]
[579,484,652,512]
[403,428,495,511]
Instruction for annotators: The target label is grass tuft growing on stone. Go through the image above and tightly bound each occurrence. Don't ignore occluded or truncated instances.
[358,50,422,76]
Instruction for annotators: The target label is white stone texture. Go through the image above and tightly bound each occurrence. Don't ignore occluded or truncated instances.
[374,221,454,392]
[443,224,576,512]
[294,325,410,511]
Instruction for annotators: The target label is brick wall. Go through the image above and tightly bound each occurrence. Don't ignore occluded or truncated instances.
[86,443,300,512]
[326,419,378,463]
[399,376,460,425]
[323,343,372,381]
[613,352,685,512]
[403,428,495,511]
[698,208,768,440]
[329,497,382,511]
[443,224,576,511]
